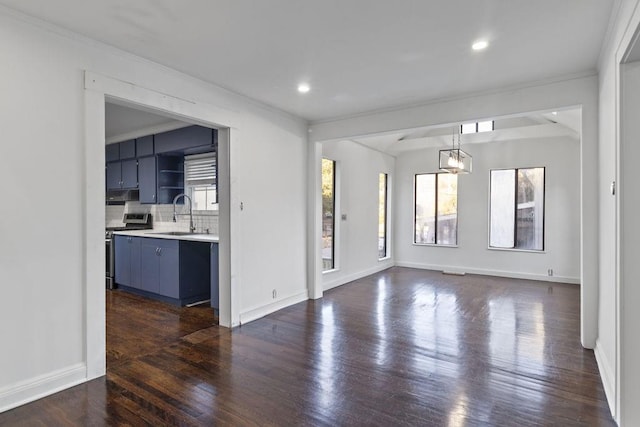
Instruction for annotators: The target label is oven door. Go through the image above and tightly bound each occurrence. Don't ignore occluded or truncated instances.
[106,238,115,289]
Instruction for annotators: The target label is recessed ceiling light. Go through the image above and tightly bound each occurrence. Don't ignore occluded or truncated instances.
[552,111,558,115]
[297,83,310,94]
[472,40,489,51]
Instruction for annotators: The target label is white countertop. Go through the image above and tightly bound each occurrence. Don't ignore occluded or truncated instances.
[113,230,219,243]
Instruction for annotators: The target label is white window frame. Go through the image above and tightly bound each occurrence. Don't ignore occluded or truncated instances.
[184,152,218,213]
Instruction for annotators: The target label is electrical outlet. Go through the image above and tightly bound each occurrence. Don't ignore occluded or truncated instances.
[272,289,277,299]
[548,269,554,277]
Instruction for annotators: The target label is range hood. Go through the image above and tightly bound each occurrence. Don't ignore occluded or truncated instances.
[106,189,139,205]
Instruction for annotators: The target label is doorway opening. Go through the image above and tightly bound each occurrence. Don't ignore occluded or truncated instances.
[84,71,237,380]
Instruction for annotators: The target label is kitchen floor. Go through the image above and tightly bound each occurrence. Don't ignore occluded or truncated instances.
[0,268,615,425]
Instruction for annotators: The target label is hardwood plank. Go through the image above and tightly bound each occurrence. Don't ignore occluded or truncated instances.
[0,268,615,426]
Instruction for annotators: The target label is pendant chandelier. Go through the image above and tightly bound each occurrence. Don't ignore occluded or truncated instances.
[439,126,472,174]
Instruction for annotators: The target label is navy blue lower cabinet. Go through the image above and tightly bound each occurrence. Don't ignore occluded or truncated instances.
[211,243,219,310]
[159,240,180,298]
[114,235,131,286]
[178,241,210,304]
[119,237,210,306]
[115,236,141,288]
[140,241,161,294]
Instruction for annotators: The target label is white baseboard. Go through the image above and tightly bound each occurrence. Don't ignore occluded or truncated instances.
[395,261,580,284]
[594,340,617,420]
[239,291,309,325]
[0,363,87,413]
[323,261,394,291]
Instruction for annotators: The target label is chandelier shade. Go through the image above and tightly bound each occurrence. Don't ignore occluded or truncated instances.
[439,127,472,174]
[439,148,472,174]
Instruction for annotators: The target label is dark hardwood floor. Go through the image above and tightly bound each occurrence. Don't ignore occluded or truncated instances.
[0,267,615,426]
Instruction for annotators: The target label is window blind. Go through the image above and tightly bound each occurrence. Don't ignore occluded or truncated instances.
[185,153,216,187]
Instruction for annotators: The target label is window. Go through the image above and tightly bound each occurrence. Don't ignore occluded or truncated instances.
[489,167,545,250]
[378,173,388,259]
[461,120,494,134]
[184,153,217,211]
[414,173,458,245]
[322,158,336,271]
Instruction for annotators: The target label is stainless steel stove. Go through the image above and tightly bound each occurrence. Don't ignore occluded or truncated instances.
[106,213,152,289]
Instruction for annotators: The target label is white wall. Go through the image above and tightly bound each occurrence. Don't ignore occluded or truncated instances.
[596,0,640,423]
[310,75,599,351]
[0,8,308,411]
[321,140,395,290]
[394,137,580,283]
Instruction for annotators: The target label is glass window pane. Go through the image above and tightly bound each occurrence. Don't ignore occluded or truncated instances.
[477,120,494,133]
[490,169,516,248]
[461,123,476,134]
[437,174,458,245]
[322,159,335,271]
[191,187,208,210]
[516,168,545,250]
[378,173,387,258]
[414,174,436,244]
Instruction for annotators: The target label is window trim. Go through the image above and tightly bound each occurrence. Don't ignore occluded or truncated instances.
[460,120,494,134]
[413,172,458,247]
[322,158,338,272]
[184,152,218,213]
[378,172,390,260]
[488,166,546,252]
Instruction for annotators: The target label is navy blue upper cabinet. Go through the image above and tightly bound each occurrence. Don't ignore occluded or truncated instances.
[136,135,154,157]
[154,126,214,154]
[138,156,156,203]
[107,159,138,189]
[119,139,136,159]
[106,162,122,190]
[106,144,119,162]
[121,159,138,189]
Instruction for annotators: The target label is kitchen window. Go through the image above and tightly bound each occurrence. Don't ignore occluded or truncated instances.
[184,153,217,211]
[489,167,545,251]
[414,173,458,246]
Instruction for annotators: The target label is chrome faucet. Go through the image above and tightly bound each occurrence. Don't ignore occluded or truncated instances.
[172,193,196,233]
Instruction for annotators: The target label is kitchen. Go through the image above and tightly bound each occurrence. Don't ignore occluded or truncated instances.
[104,102,220,312]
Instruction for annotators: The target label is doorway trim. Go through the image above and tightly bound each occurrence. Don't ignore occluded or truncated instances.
[83,71,240,380]
[615,2,640,423]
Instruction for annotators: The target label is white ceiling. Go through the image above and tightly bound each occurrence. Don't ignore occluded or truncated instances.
[350,108,581,155]
[0,0,615,122]
[104,102,189,144]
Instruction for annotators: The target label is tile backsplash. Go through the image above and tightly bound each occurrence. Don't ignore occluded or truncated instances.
[106,202,219,235]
